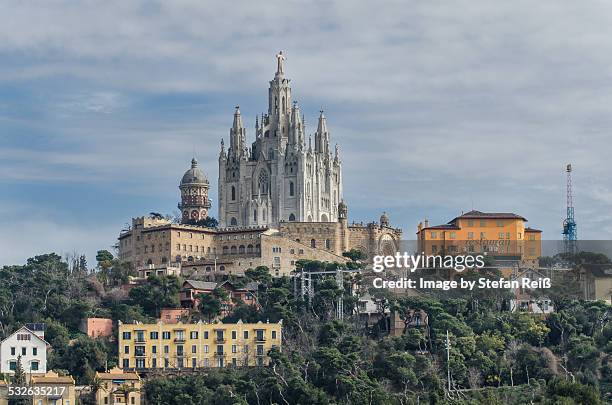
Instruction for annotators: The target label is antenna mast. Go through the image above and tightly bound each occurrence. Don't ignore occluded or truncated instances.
[562,164,577,255]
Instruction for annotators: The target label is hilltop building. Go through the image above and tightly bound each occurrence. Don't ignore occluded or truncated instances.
[417,210,542,268]
[118,320,282,370]
[218,51,342,228]
[0,325,49,376]
[117,53,402,277]
[95,367,142,405]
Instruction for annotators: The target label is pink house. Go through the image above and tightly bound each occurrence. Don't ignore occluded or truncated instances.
[80,318,113,338]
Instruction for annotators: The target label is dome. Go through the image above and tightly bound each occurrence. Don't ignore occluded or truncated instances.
[180,158,209,185]
[380,212,389,226]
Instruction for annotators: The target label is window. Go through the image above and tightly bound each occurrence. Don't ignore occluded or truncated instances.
[123,359,130,369]
[289,181,294,196]
[231,186,236,201]
[232,331,237,339]
[449,232,456,239]
[152,358,157,368]
[192,345,197,354]
[431,245,438,253]
[244,331,249,339]
[152,346,157,354]
[204,345,209,353]
[9,361,16,371]
[311,239,316,248]
[190,331,198,339]
[480,219,486,226]
[499,232,504,239]
[124,346,130,354]
[467,220,474,227]
[272,331,277,339]
[136,358,145,369]
[31,361,39,371]
[162,331,171,339]
[232,345,237,353]
[480,232,486,239]
[21,347,26,356]
[164,345,169,354]
[192,358,197,368]
[123,332,132,340]
[150,331,159,340]
[325,239,331,249]
[32,347,37,356]
[467,232,474,240]
[506,232,511,239]
[230,217,238,226]
[10,347,15,356]
[216,345,224,355]
[289,213,295,221]
[430,232,437,239]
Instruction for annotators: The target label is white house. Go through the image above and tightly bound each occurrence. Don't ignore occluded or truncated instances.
[0,325,49,375]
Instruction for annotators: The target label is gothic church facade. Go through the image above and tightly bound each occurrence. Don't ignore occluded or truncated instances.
[218,52,342,228]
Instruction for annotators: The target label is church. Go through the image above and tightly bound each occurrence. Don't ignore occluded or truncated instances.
[118,53,401,279]
[217,52,342,228]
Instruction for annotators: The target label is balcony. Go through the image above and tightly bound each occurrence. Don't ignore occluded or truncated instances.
[215,351,225,356]
[215,338,226,344]
[255,337,266,343]
[174,338,186,343]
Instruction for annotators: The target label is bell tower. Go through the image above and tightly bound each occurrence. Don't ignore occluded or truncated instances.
[178,158,211,224]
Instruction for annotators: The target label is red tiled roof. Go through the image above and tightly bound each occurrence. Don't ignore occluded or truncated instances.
[453,210,527,221]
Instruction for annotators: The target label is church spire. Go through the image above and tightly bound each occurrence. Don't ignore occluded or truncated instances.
[315,109,330,154]
[229,105,246,155]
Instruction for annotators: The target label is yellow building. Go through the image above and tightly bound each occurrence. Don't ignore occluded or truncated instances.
[417,210,542,267]
[31,371,76,405]
[118,320,282,370]
[95,367,141,405]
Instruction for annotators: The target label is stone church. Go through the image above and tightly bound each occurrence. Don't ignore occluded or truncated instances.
[118,53,401,278]
[218,52,342,228]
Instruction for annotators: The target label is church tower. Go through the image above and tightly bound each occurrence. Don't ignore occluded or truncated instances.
[218,52,343,228]
[178,158,211,224]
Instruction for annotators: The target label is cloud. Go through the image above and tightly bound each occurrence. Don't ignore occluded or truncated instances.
[1,0,612,265]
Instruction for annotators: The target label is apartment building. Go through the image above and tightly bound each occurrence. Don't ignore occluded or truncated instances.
[118,320,282,371]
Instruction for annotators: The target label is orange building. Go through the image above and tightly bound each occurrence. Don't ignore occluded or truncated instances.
[417,210,542,268]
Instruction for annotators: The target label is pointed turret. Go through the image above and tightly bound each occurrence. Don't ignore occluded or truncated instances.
[315,109,330,154]
[229,106,246,156]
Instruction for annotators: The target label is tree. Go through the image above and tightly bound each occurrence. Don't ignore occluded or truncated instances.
[198,293,222,323]
[342,249,365,262]
[245,266,272,284]
[129,275,180,317]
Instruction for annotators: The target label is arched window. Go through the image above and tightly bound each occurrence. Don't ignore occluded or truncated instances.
[187,256,194,262]
[147,259,153,265]
[222,246,229,255]
[268,148,274,160]
[231,246,237,255]
[289,181,294,196]
[161,257,167,263]
[282,96,286,114]
[253,209,257,222]
[258,171,269,194]
[255,244,261,252]
[220,265,226,272]
[247,244,253,254]
[311,239,316,248]
[239,245,245,254]
[231,186,236,201]
[230,217,238,226]
[205,266,212,272]
[289,213,296,221]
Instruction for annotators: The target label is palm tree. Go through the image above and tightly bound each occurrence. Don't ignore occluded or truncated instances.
[114,383,139,404]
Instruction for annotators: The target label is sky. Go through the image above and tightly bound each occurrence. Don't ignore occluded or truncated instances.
[1,1,612,266]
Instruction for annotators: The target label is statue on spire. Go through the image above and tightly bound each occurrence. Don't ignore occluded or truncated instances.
[276,51,286,75]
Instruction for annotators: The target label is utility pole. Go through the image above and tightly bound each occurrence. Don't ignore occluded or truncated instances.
[446,330,452,393]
